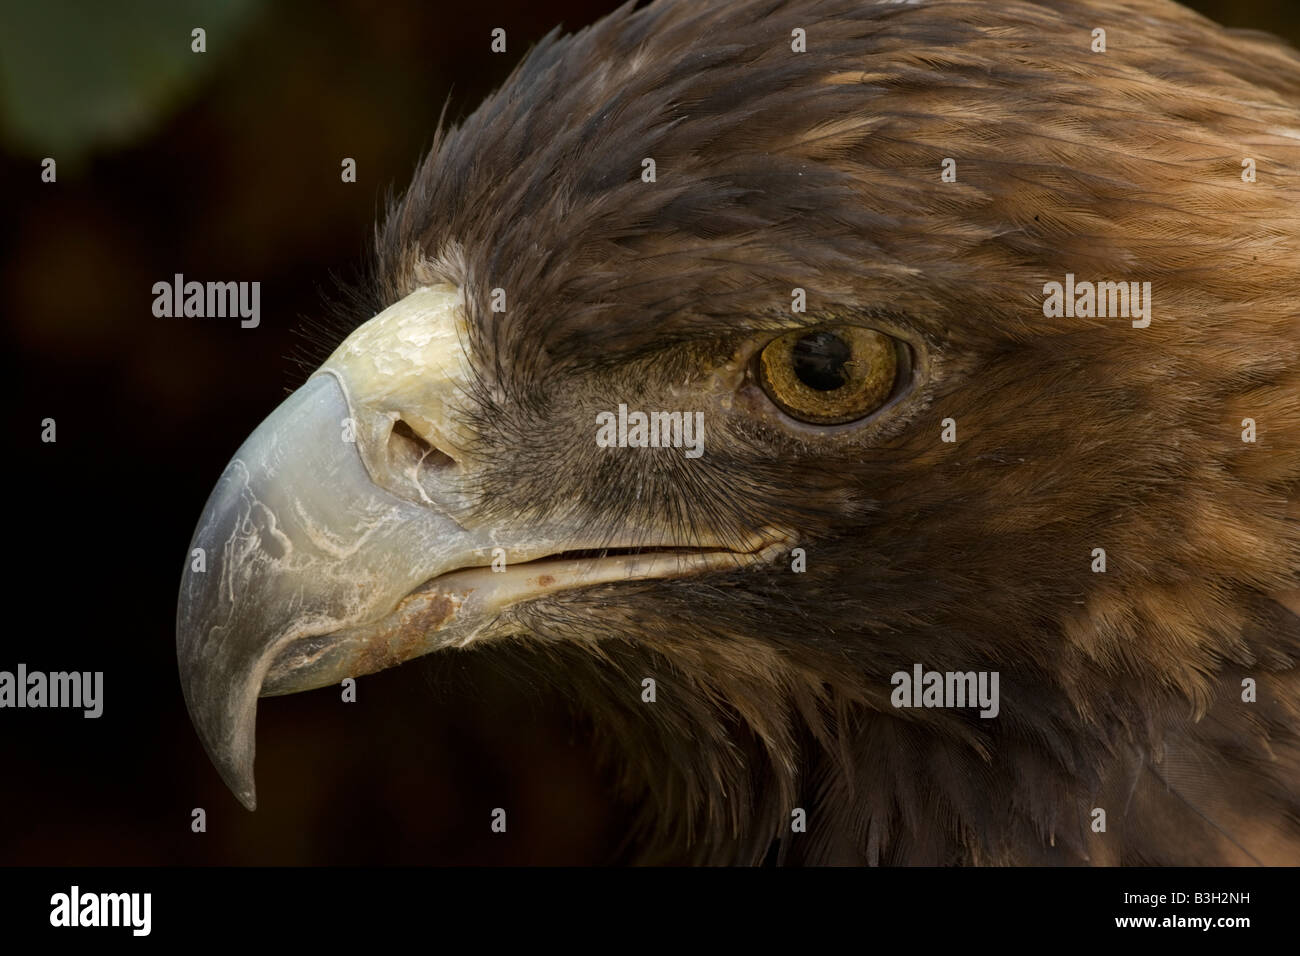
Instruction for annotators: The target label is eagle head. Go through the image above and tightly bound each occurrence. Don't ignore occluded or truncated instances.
[177,0,1300,864]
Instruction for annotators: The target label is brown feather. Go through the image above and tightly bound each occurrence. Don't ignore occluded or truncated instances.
[340,0,1300,864]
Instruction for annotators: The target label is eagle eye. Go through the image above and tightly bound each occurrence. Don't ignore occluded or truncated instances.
[756,325,900,425]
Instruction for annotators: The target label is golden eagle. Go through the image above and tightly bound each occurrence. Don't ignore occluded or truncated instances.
[177,0,1300,864]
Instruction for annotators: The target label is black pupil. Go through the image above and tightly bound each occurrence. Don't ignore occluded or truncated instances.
[791,331,852,391]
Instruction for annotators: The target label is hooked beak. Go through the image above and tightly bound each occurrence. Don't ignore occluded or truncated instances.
[177,284,778,809]
[176,285,491,809]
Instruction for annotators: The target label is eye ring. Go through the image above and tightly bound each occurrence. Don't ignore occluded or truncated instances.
[756,325,901,425]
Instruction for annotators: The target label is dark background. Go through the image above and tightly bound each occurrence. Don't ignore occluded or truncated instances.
[0,0,1295,865]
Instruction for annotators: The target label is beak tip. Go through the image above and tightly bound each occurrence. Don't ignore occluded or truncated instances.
[210,743,258,811]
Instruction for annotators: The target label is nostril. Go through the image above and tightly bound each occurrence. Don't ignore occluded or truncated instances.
[387,419,456,474]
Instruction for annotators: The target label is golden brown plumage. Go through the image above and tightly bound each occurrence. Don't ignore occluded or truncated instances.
[181,0,1300,864]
